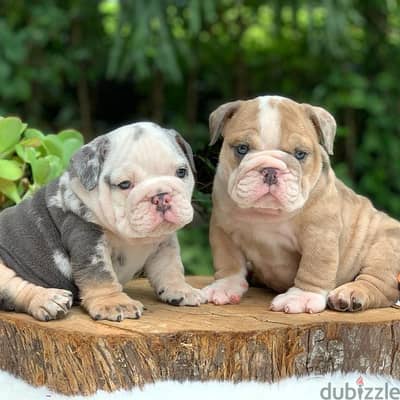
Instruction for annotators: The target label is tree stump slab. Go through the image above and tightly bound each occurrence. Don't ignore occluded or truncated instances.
[0,276,399,395]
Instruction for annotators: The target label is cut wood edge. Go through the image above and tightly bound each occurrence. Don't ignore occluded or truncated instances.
[0,276,399,395]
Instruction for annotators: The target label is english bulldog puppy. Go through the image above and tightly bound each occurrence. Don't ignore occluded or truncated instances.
[0,122,205,321]
[202,95,400,313]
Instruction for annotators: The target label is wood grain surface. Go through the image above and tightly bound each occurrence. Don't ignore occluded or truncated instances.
[0,276,399,395]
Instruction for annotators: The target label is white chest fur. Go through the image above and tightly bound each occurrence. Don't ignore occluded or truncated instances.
[105,232,160,285]
[224,210,301,291]
[229,211,300,254]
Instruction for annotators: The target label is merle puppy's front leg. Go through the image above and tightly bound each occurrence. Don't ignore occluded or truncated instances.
[145,235,206,306]
[62,215,143,321]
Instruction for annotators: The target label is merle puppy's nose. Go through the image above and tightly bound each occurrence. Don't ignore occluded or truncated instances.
[151,192,172,213]
[262,167,278,185]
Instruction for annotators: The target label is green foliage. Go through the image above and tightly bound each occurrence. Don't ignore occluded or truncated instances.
[0,116,83,208]
[179,224,214,275]
[105,0,217,82]
[0,0,107,130]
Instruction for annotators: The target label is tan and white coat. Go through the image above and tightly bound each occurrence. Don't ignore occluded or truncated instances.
[203,96,400,313]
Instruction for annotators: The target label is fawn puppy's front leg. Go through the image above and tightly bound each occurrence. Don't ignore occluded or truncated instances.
[201,217,249,305]
[271,222,340,314]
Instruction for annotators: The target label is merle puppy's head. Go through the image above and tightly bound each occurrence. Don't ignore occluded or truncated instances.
[69,122,196,238]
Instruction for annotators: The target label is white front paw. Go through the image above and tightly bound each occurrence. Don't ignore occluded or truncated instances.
[270,287,327,314]
[201,275,249,305]
[158,283,207,306]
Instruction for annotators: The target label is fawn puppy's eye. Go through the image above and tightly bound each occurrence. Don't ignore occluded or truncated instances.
[117,180,132,190]
[294,149,308,161]
[235,144,249,156]
[176,167,188,178]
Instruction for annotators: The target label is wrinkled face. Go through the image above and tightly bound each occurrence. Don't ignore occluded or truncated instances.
[211,96,336,214]
[70,123,195,238]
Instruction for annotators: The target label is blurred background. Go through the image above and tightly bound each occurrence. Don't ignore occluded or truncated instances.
[1,0,399,275]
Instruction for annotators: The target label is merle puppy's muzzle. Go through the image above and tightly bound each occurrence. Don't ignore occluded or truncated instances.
[151,192,172,214]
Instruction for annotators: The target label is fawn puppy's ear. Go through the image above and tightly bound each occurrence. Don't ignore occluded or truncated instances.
[302,104,337,155]
[209,101,242,146]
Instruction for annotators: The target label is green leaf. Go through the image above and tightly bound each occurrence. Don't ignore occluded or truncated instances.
[41,131,83,168]
[30,154,63,185]
[61,138,83,167]
[15,144,39,163]
[57,129,84,145]
[22,129,46,158]
[44,155,63,182]
[0,178,21,203]
[42,134,64,158]
[19,137,42,148]
[0,117,25,154]
[30,157,51,185]
[24,128,44,140]
[0,159,23,180]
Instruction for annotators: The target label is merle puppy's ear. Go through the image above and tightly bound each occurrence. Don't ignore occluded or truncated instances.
[209,100,242,146]
[69,136,110,191]
[170,130,196,175]
[302,104,337,155]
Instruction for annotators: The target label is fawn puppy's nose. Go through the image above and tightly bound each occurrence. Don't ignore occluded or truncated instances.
[262,167,278,186]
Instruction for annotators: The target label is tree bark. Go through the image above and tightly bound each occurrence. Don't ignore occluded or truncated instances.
[71,17,94,141]
[186,66,198,129]
[234,2,248,99]
[0,276,399,395]
[151,69,165,124]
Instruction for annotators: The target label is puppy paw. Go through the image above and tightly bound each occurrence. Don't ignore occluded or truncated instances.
[28,288,73,321]
[201,275,249,305]
[270,287,327,314]
[85,292,144,321]
[158,283,207,306]
[327,284,368,312]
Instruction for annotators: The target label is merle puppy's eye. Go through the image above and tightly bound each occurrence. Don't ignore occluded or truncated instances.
[294,149,308,161]
[117,180,132,190]
[235,144,249,156]
[176,167,188,178]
